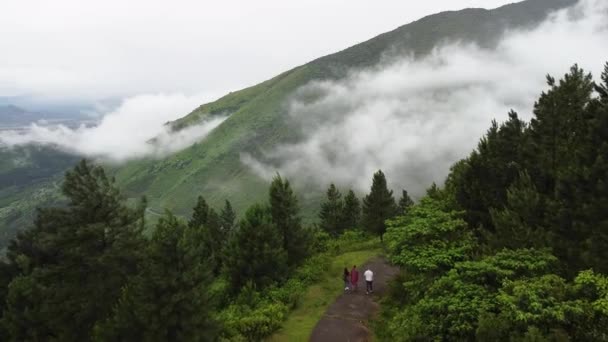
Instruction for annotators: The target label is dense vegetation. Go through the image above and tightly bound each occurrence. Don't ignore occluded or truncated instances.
[0,155,395,341]
[377,62,608,341]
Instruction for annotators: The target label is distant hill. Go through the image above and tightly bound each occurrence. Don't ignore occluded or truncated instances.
[0,105,42,126]
[0,104,89,128]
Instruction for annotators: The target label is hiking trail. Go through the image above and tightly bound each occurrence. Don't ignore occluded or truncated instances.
[309,256,399,342]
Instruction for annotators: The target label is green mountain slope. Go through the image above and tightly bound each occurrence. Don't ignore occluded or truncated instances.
[0,146,78,251]
[112,0,577,220]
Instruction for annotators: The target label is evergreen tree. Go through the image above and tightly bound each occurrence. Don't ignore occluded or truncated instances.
[397,189,414,216]
[189,196,209,228]
[594,62,608,101]
[224,204,287,290]
[488,171,548,250]
[1,160,146,341]
[95,212,218,341]
[220,199,237,233]
[341,189,361,230]
[453,111,527,232]
[188,198,223,275]
[362,170,397,241]
[319,183,344,236]
[269,174,309,266]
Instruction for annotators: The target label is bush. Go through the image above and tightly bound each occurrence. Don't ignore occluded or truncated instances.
[218,302,289,341]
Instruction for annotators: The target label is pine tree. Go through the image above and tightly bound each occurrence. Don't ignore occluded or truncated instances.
[224,204,288,290]
[188,197,223,275]
[2,160,146,341]
[362,170,397,241]
[397,190,414,216]
[269,174,309,266]
[594,62,608,101]
[319,183,344,236]
[341,189,361,230]
[488,171,548,250]
[220,200,236,233]
[189,196,209,228]
[94,212,218,341]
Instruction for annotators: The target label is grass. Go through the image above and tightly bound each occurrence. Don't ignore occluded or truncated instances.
[268,248,383,342]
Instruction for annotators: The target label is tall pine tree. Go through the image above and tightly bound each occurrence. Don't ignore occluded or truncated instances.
[1,160,146,341]
[397,190,414,216]
[319,183,344,236]
[362,170,397,241]
[341,189,361,230]
[94,212,218,341]
[269,174,309,266]
[188,197,224,275]
[220,200,237,233]
[224,204,287,290]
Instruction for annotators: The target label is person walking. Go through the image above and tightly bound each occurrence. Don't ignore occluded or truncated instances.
[343,267,350,291]
[350,265,359,292]
[364,268,374,294]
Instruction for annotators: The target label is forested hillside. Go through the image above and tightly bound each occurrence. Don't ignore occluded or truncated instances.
[378,62,608,341]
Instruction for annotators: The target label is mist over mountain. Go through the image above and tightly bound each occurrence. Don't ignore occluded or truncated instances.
[244,0,608,196]
[0,0,598,245]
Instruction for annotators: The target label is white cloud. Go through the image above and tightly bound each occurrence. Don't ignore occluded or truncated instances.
[0,93,226,162]
[0,0,513,105]
[242,0,608,196]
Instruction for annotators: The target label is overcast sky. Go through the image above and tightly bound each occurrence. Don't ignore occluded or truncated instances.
[0,0,514,111]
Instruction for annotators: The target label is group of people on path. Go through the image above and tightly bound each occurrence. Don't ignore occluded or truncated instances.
[343,265,374,294]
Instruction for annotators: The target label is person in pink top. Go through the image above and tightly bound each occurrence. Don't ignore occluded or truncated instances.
[350,265,359,292]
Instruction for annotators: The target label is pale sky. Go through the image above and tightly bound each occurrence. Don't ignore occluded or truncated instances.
[0,0,514,111]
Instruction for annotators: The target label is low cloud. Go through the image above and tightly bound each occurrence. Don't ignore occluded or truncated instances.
[242,0,608,196]
[0,93,226,162]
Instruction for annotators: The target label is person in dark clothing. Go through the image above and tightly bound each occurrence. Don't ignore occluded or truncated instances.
[343,267,350,291]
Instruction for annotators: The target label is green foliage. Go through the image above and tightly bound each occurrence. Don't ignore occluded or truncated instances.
[385,197,475,275]
[379,63,608,341]
[1,160,146,341]
[189,196,210,228]
[218,231,379,341]
[397,189,414,215]
[188,196,225,275]
[225,204,288,291]
[94,212,219,341]
[378,249,559,341]
[220,199,237,233]
[362,170,397,240]
[319,183,344,236]
[446,64,608,275]
[341,189,361,230]
[269,174,310,266]
[488,171,548,250]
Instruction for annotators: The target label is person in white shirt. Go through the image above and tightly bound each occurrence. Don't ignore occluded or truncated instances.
[364,268,374,294]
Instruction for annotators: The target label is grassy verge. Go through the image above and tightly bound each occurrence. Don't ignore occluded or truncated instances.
[268,248,382,342]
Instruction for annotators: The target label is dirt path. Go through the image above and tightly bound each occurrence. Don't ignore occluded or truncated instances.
[309,256,399,342]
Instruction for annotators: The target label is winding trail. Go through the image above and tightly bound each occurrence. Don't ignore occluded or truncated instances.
[309,256,399,342]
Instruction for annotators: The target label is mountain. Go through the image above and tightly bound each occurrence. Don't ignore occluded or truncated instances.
[112,0,577,219]
[0,104,89,128]
[0,0,578,249]
[0,105,42,126]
